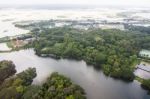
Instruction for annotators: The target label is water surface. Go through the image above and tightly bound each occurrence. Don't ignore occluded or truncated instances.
[0,43,11,51]
[0,49,150,99]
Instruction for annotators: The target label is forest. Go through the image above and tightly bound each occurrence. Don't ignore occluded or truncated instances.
[124,24,150,35]
[30,27,150,81]
[0,60,85,99]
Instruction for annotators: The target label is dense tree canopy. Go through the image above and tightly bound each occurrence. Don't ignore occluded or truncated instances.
[0,67,37,99]
[0,60,86,99]
[24,72,86,99]
[29,27,150,80]
[0,60,16,84]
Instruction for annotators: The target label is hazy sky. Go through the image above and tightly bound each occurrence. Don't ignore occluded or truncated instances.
[0,0,150,7]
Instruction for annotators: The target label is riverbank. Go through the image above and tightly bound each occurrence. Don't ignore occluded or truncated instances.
[0,49,150,99]
[135,76,150,94]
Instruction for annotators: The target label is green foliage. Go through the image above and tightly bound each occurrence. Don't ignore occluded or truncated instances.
[17,68,37,86]
[0,60,86,99]
[30,27,149,80]
[23,85,41,99]
[141,79,150,93]
[66,95,75,99]
[0,67,37,99]
[136,77,150,94]
[16,85,24,93]
[32,72,86,99]
[0,60,16,84]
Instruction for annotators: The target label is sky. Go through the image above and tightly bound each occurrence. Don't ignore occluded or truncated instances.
[0,0,150,7]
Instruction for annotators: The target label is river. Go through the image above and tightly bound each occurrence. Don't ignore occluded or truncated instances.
[0,7,150,99]
[0,49,150,99]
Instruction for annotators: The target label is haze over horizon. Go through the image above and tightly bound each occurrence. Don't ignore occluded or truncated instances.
[0,0,150,7]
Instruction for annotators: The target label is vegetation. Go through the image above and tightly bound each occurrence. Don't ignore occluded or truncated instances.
[124,25,150,50]
[29,27,150,80]
[135,77,150,94]
[141,79,150,94]
[23,72,86,99]
[0,60,16,84]
[0,60,86,99]
[0,67,36,99]
[124,24,150,34]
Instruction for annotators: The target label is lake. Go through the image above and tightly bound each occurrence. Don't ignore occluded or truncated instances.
[0,49,150,99]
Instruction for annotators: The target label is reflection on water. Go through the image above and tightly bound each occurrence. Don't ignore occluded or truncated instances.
[0,49,150,99]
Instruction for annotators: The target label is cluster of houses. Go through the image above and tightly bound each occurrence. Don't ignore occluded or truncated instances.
[9,34,36,48]
[134,50,150,79]
[139,49,150,58]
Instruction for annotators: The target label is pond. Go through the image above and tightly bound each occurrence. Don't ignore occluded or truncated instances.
[0,49,150,99]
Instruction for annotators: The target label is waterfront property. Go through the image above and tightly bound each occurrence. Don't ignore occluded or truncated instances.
[139,49,150,58]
